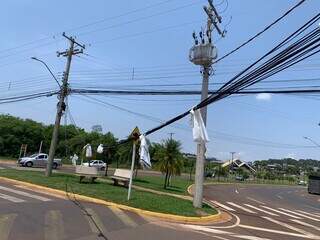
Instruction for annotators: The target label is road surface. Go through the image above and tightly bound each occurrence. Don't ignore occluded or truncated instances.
[0,161,320,239]
[0,179,215,240]
[175,183,320,240]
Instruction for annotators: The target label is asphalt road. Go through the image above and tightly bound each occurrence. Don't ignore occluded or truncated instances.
[175,183,320,240]
[1,161,320,239]
[0,179,217,240]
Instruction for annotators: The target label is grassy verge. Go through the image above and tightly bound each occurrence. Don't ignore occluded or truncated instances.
[133,175,192,196]
[0,156,16,161]
[205,178,297,186]
[0,169,216,217]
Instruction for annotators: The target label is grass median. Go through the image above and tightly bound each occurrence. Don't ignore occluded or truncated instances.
[0,169,216,217]
[133,175,192,196]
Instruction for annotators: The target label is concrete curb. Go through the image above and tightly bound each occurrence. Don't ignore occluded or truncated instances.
[0,176,221,224]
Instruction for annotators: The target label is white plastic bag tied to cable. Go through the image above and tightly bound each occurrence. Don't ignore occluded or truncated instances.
[139,135,151,169]
[83,144,92,158]
[97,144,104,154]
[190,109,210,143]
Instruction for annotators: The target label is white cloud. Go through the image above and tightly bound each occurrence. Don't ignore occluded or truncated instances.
[256,93,272,101]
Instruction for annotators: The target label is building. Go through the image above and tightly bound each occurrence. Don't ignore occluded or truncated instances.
[222,158,256,173]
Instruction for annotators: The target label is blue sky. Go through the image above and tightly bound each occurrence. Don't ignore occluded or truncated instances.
[0,0,320,161]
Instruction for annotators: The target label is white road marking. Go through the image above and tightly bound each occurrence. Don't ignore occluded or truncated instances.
[44,210,65,240]
[0,193,25,203]
[261,206,302,219]
[109,206,138,227]
[0,214,17,240]
[279,208,320,222]
[297,210,320,218]
[239,224,320,239]
[0,186,51,202]
[210,201,235,212]
[235,236,272,240]
[246,197,265,205]
[276,195,283,199]
[181,224,232,235]
[226,202,256,214]
[290,219,320,231]
[244,204,279,216]
[262,216,317,237]
[85,208,107,235]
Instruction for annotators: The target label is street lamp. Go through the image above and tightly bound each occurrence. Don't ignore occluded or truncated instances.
[31,57,61,88]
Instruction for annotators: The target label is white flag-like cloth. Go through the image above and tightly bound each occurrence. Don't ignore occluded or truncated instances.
[190,109,210,143]
[83,144,92,158]
[97,144,104,154]
[139,135,151,169]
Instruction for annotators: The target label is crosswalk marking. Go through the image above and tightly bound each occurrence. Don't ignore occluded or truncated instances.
[239,224,316,239]
[296,210,320,218]
[279,208,320,222]
[0,185,51,202]
[0,214,16,240]
[246,197,265,205]
[262,216,316,237]
[290,219,320,231]
[210,201,235,212]
[109,206,138,227]
[244,204,279,216]
[0,192,25,203]
[226,202,256,214]
[44,210,65,240]
[260,206,302,219]
[85,208,107,236]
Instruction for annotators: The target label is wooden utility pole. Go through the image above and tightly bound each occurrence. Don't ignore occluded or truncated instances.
[45,33,85,177]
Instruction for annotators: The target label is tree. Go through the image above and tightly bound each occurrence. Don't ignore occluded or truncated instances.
[153,138,183,189]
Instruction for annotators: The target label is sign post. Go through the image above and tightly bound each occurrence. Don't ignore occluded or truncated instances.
[127,127,140,201]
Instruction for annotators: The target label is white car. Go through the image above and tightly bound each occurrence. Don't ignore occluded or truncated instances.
[82,160,106,170]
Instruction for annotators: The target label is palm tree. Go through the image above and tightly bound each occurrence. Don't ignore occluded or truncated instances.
[154,138,183,189]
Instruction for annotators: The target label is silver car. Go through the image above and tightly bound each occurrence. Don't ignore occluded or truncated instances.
[18,153,62,169]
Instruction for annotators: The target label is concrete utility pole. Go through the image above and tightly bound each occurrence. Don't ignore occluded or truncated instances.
[45,33,85,177]
[189,0,224,208]
[230,151,236,174]
[168,132,175,140]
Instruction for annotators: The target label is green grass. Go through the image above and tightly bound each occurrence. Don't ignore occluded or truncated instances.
[133,175,192,196]
[0,156,16,161]
[0,169,216,217]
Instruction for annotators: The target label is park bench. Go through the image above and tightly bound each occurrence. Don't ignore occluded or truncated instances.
[75,165,101,183]
[111,169,131,187]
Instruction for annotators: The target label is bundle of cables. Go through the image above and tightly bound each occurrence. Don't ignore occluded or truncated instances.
[0,90,59,105]
[144,13,320,136]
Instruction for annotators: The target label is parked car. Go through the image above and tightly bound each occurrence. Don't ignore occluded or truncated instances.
[235,175,245,181]
[18,153,62,169]
[82,160,106,171]
[297,180,306,186]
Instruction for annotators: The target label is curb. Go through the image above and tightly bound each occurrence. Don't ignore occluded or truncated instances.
[0,176,221,224]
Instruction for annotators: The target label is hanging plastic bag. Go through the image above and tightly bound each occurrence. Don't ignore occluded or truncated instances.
[139,135,151,169]
[190,109,210,143]
[97,144,104,154]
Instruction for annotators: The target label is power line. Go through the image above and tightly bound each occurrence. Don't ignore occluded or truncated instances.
[213,0,306,64]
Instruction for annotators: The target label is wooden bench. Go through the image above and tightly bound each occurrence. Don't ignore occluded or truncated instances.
[111,169,131,187]
[75,165,101,183]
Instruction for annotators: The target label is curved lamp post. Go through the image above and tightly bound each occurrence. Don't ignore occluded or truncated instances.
[31,57,61,88]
